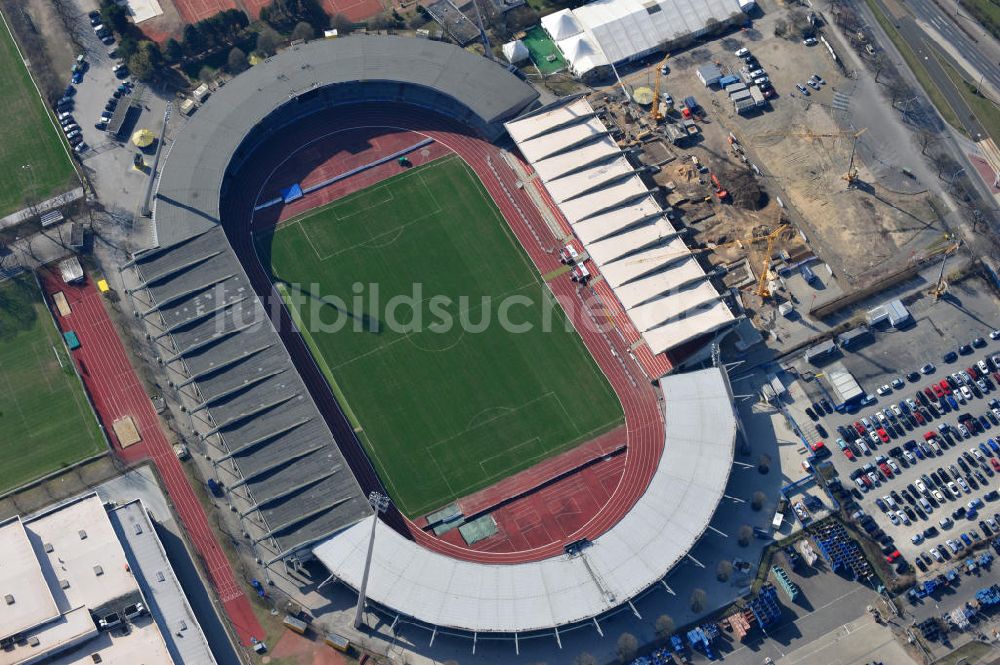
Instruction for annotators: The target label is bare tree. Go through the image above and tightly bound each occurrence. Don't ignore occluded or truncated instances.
[575,654,599,665]
[717,559,734,581]
[616,633,639,662]
[758,453,772,474]
[690,588,707,613]
[918,129,938,155]
[655,614,675,637]
[752,490,767,511]
[738,524,754,546]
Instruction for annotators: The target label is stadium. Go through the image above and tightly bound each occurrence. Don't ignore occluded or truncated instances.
[134,36,740,642]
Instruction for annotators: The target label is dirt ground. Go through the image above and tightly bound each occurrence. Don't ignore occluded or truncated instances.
[0,454,121,521]
[601,0,949,305]
[2,0,80,99]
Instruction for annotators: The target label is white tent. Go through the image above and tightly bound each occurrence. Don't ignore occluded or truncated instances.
[502,39,530,64]
[549,0,743,75]
[541,9,583,40]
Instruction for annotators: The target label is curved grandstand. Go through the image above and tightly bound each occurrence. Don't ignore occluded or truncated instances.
[141,35,738,635]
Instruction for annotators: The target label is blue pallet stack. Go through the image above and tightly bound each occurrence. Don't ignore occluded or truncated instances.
[671,634,685,656]
[749,584,782,628]
[811,522,872,580]
[976,584,1000,607]
[687,627,715,660]
[650,646,673,664]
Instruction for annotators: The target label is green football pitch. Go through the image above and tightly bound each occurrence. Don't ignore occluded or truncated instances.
[260,155,624,517]
[0,12,78,217]
[0,275,105,494]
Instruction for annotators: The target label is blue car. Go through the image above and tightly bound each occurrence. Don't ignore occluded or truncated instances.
[947,395,959,410]
[961,532,973,545]
[988,438,1000,453]
[981,442,994,457]
[71,71,83,84]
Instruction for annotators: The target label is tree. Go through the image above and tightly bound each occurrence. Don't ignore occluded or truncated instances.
[738,524,753,546]
[717,559,734,581]
[616,633,639,663]
[261,0,330,33]
[183,23,206,56]
[291,21,315,41]
[330,12,354,35]
[918,129,938,155]
[773,18,788,38]
[752,491,767,511]
[887,77,914,107]
[199,65,215,83]
[100,1,132,35]
[368,11,396,31]
[758,453,771,474]
[690,588,707,613]
[575,654,598,665]
[227,47,248,73]
[655,614,675,637]
[127,41,164,82]
[255,27,281,57]
[164,38,184,63]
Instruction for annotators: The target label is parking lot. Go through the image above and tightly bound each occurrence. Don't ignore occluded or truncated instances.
[807,298,1000,573]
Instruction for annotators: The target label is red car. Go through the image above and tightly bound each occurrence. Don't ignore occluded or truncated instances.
[877,428,890,444]
[854,421,866,435]
[924,387,936,401]
[993,371,1000,384]
[914,411,926,425]
[844,448,855,460]
[991,457,1000,472]
[931,384,945,398]
[923,431,937,441]
[967,367,979,380]
[885,549,901,563]
[939,380,952,395]
[878,462,893,478]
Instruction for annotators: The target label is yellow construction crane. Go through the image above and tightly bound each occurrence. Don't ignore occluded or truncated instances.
[622,222,787,267]
[841,127,868,187]
[754,223,791,298]
[929,239,962,301]
[651,54,669,123]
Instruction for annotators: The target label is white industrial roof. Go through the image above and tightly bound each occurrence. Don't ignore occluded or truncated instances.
[506,97,734,357]
[0,518,59,641]
[549,0,745,75]
[314,367,736,632]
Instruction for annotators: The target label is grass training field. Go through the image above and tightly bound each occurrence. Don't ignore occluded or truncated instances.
[0,275,105,494]
[0,12,77,217]
[261,155,624,517]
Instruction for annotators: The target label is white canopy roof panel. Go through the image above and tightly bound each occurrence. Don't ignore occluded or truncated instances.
[515,121,607,163]
[586,219,678,265]
[505,96,594,144]
[628,280,722,332]
[505,97,734,356]
[561,177,649,224]
[572,198,663,244]
[642,299,735,354]
[313,367,736,633]
[543,156,635,203]
[615,258,708,309]
[533,135,621,183]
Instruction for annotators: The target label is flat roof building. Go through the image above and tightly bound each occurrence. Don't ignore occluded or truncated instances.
[0,494,216,665]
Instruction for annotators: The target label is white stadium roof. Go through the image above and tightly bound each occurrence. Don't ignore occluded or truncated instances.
[544,0,747,75]
[313,367,736,633]
[505,97,734,358]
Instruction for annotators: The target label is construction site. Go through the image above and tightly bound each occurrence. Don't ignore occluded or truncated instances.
[580,3,953,342]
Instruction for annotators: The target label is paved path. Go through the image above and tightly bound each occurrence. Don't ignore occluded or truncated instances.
[38,268,265,646]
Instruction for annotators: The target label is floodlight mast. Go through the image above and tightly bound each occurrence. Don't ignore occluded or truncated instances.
[353,491,391,630]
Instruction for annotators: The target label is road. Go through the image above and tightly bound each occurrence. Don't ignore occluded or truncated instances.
[904,0,1000,93]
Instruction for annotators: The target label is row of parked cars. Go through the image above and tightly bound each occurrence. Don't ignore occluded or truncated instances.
[733,48,776,100]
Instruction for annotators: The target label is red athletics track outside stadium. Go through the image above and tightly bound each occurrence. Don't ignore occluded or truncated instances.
[223,103,666,565]
[38,270,265,646]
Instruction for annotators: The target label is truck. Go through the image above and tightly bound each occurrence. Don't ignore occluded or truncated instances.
[749,85,766,107]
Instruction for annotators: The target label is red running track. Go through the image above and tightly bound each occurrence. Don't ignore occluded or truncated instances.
[38,270,265,646]
[221,103,665,564]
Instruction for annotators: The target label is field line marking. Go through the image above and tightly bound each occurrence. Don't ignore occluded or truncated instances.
[425,391,558,454]
[333,187,395,222]
[477,437,541,473]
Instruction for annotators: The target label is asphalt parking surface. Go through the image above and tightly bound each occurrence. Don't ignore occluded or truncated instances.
[817,334,1000,571]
